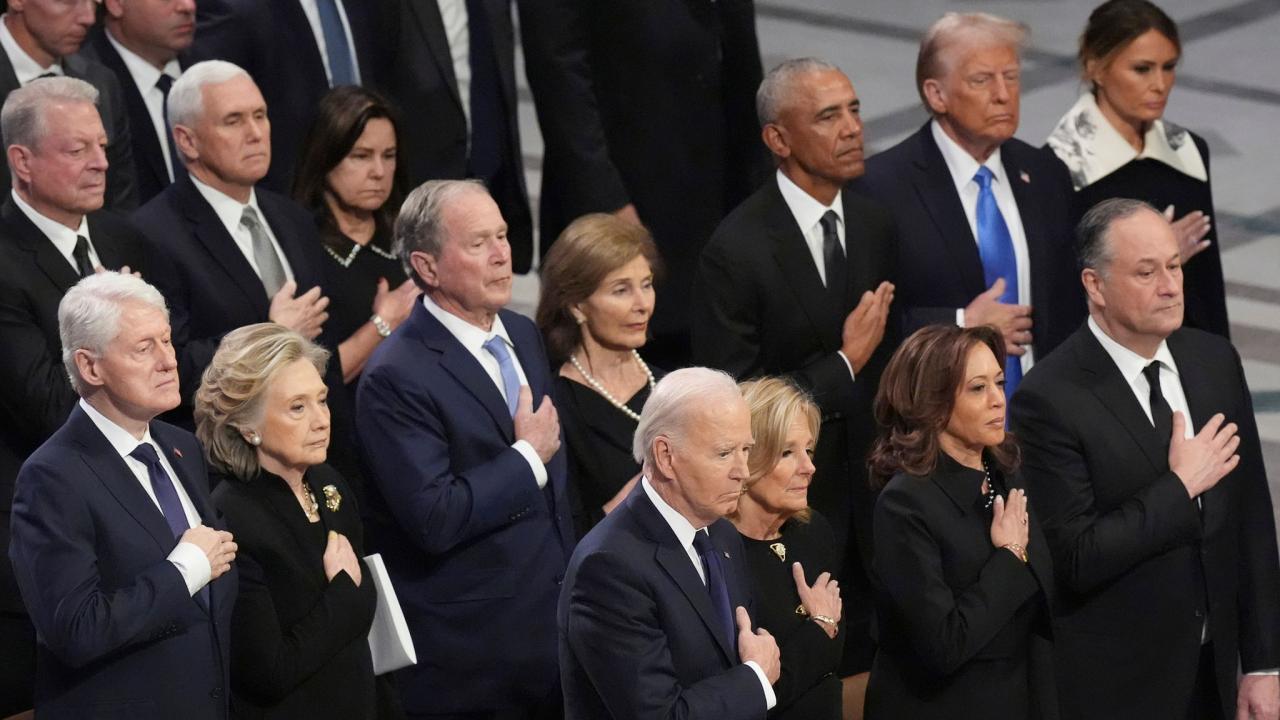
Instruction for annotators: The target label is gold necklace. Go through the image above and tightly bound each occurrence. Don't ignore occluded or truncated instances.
[299,485,320,523]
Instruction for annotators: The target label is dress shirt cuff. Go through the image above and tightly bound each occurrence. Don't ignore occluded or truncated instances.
[1246,669,1280,676]
[744,660,777,710]
[956,308,966,327]
[168,541,212,596]
[513,440,548,489]
[835,350,856,383]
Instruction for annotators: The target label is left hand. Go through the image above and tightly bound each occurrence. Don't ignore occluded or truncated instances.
[1238,674,1280,720]
[1164,205,1212,264]
[792,562,841,639]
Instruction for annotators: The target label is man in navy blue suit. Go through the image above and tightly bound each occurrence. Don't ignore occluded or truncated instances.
[356,179,574,719]
[8,271,238,718]
[559,367,781,719]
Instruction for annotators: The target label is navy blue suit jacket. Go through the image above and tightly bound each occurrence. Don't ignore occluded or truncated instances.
[356,301,574,715]
[8,405,236,719]
[559,485,768,719]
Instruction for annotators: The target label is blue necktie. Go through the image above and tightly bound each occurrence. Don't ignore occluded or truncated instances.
[482,336,520,417]
[692,530,736,654]
[316,0,356,87]
[155,74,183,182]
[130,443,209,606]
[974,166,1022,399]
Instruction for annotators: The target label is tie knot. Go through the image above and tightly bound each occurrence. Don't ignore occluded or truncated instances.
[240,206,262,229]
[74,235,90,255]
[692,529,714,556]
[130,442,161,467]
[1142,361,1162,386]
[974,165,995,189]
[156,73,174,92]
[483,335,510,360]
[819,210,839,235]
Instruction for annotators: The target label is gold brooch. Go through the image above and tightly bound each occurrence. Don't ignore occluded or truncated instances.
[795,603,809,617]
[769,542,786,562]
[322,485,341,512]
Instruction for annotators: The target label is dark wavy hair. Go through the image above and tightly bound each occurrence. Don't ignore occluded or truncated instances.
[291,86,408,256]
[1079,0,1181,88]
[868,324,1020,487]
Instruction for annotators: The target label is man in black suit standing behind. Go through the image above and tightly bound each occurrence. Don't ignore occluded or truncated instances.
[1011,198,1280,720]
[860,12,1083,400]
[691,58,895,688]
[0,77,153,716]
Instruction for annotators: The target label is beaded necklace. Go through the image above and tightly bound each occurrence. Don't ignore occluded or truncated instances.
[567,350,655,422]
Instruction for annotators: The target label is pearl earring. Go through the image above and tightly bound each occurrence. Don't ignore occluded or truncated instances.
[248,432,261,446]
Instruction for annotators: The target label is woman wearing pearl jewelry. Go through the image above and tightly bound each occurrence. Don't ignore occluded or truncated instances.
[536,213,664,538]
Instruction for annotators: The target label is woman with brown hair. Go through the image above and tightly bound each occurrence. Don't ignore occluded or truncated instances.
[864,325,1056,719]
[535,213,663,536]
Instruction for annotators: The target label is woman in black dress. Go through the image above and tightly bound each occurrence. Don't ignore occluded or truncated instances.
[535,213,664,537]
[730,377,843,720]
[865,325,1056,720]
[1046,0,1227,336]
[293,87,419,393]
[195,324,396,719]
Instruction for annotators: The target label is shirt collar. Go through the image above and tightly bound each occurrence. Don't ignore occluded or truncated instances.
[775,168,843,234]
[641,476,701,549]
[1087,315,1179,384]
[10,189,90,252]
[105,28,180,92]
[79,397,159,460]
[931,118,1007,196]
[189,173,263,236]
[0,14,61,83]
[420,291,515,355]
[1046,92,1207,190]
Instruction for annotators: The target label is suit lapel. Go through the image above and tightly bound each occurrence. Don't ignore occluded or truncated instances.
[909,125,986,295]
[760,182,841,352]
[176,176,271,316]
[1003,147,1055,338]
[409,303,515,440]
[90,30,169,192]
[257,192,315,290]
[406,0,463,113]
[1075,326,1168,472]
[1,198,81,293]
[1167,332,1221,529]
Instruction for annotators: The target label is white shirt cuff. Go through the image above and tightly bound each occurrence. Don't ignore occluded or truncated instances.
[956,308,966,327]
[835,351,856,383]
[744,660,777,710]
[168,540,211,597]
[513,440,548,489]
[1246,669,1280,675]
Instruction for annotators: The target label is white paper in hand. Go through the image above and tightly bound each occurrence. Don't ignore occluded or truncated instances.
[364,553,417,675]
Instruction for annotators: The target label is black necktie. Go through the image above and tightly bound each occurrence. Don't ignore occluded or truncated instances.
[72,235,94,278]
[692,530,735,654]
[1143,362,1173,447]
[155,74,184,182]
[819,210,847,306]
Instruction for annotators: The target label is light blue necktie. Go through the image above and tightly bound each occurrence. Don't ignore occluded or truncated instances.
[974,166,1022,399]
[316,0,357,87]
[482,336,520,417]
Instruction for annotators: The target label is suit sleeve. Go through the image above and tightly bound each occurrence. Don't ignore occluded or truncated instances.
[873,482,1039,676]
[1010,384,1203,594]
[0,284,79,448]
[564,550,767,720]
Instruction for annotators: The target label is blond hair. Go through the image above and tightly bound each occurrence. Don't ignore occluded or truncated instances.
[916,12,1028,112]
[733,377,821,523]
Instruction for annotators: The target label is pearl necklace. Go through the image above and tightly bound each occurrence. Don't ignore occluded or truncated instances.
[324,240,398,268]
[568,350,655,422]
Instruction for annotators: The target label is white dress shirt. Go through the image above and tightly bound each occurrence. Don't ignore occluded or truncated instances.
[189,174,295,285]
[0,15,61,82]
[79,399,211,596]
[10,190,99,272]
[640,477,777,710]
[436,0,471,130]
[421,293,547,488]
[296,0,362,86]
[104,29,181,181]
[931,120,1035,374]
[1086,316,1192,437]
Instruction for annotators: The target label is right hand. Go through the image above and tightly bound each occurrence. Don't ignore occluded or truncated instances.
[268,280,330,339]
[965,278,1033,356]
[322,531,362,586]
[372,277,419,331]
[514,385,561,463]
[613,203,642,227]
[182,525,237,580]
[1169,411,1240,499]
[840,281,895,373]
[736,606,780,684]
[989,488,1030,550]
[1164,205,1212,264]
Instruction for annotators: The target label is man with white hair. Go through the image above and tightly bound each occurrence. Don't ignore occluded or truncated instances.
[861,12,1083,399]
[0,76,154,715]
[9,271,238,718]
[559,367,781,719]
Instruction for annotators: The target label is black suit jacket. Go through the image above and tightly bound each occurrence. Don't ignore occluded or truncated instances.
[859,123,1084,359]
[0,45,138,210]
[212,464,377,720]
[1010,324,1280,719]
[559,485,768,719]
[8,406,236,719]
[0,199,154,616]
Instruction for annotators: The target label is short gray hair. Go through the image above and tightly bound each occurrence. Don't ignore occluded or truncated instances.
[167,60,252,131]
[756,57,841,127]
[916,12,1027,111]
[395,179,488,288]
[59,272,169,395]
[1,76,99,151]
[1076,197,1161,276]
[632,367,742,474]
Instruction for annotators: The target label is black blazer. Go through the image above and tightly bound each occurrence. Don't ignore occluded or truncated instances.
[212,465,378,720]
[859,123,1084,360]
[0,44,138,210]
[866,454,1056,720]
[1010,324,1280,719]
[0,199,154,616]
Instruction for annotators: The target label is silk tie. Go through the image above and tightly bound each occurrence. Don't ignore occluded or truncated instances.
[973,166,1022,399]
[819,210,847,306]
[240,207,286,297]
[482,336,520,417]
[130,443,209,606]
[1143,362,1173,447]
[692,529,736,654]
[316,0,357,87]
[72,235,94,278]
[155,74,183,182]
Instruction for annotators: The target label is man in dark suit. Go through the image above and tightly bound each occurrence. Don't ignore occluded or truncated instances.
[378,0,534,273]
[0,77,155,716]
[1011,198,1280,720]
[356,179,574,719]
[9,270,238,718]
[860,12,1083,398]
[77,0,196,204]
[691,58,895,682]
[0,0,137,208]
[521,0,770,366]
[560,367,780,718]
